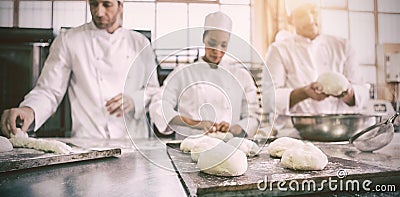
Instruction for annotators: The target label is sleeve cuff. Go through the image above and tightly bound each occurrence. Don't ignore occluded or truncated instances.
[131,90,146,120]
[149,95,179,133]
[351,84,369,109]
[19,102,45,132]
[235,118,260,138]
[275,88,293,115]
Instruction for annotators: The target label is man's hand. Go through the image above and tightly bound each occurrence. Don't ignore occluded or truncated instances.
[305,82,328,101]
[290,82,328,108]
[1,107,34,138]
[338,87,355,106]
[105,93,134,117]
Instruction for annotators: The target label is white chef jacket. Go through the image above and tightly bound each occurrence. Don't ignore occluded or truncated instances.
[149,58,261,138]
[20,22,159,139]
[263,34,369,116]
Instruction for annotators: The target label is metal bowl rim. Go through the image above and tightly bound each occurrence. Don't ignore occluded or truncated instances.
[289,113,380,119]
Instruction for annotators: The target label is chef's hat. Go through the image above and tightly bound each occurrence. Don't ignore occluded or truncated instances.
[285,0,320,16]
[204,11,232,33]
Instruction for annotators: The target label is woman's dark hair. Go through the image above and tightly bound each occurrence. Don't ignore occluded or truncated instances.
[202,30,209,42]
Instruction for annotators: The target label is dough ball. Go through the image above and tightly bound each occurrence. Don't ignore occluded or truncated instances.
[207,132,234,142]
[180,135,211,153]
[317,72,350,96]
[197,142,247,177]
[267,137,304,158]
[227,137,260,157]
[0,136,13,152]
[191,137,223,162]
[281,143,328,170]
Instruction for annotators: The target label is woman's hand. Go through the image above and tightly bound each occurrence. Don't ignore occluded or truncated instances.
[206,121,230,133]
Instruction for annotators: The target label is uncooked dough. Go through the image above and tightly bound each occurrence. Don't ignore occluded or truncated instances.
[190,137,223,162]
[197,142,247,177]
[267,137,304,158]
[317,72,350,96]
[9,129,72,154]
[227,137,260,157]
[281,143,328,170]
[207,132,234,142]
[180,135,211,153]
[0,136,13,152]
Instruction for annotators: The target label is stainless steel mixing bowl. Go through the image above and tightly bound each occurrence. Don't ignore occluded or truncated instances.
[291,114,381,142]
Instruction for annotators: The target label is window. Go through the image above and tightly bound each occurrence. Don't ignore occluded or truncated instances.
[316,0,400,67]
[123,0,252,45]
[53,1,87,31]
[19,1,52,28]
[0,1,13,27]
[1,0,253,47]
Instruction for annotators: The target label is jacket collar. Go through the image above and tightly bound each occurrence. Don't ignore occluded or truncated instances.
[294,34,322,44]
[88,21,123,38]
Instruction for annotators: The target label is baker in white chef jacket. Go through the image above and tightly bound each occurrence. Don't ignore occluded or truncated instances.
[149,12,261,139]
[261,1,369,137]
[1,0,159,139]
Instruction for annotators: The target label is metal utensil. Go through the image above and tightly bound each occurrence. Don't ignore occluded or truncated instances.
[290,114,380,141]
[349,112,399,152]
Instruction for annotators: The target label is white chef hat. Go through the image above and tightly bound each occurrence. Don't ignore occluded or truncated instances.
[285,0,320,16]
[204,11,232,33]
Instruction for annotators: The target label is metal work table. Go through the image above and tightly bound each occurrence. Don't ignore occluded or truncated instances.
[0,134,399,197]
[0,139,186,197]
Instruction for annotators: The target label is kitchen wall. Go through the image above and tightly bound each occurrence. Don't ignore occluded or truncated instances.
[1,0,399,100]
[252,0,400,102]
[318,0,400,85]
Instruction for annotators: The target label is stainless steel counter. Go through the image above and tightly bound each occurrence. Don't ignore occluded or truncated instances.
[0,134,399,197]
[0,139,186,197]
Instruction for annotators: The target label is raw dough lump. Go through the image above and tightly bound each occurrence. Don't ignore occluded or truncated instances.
[0,136,13,152]
[180,135,212,153]
[207,131,234,142]
[317,72,350,96]
[280,143,328,170]
[191,137,223,162]
[9,129,72,154]
[197,142,247,176]
[227,137,260,157]
[267,137,304,158]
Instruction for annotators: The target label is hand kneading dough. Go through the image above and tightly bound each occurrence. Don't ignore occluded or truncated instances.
[191,137,223,162]
[180,135,212,153]
[281,143,328,170]
[317,72,350,96]
[9,129,72,154]
[267,137,304,158]
[197,142,247,177]
[207,132,234,142]
[227,137,260,157]
[0,136,13,152]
